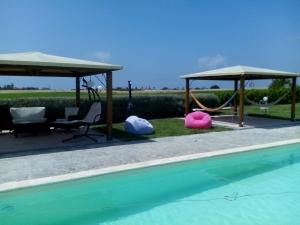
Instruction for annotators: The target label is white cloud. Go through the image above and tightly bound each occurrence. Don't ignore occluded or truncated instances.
[197,54,227,69]
[93,51,111,62]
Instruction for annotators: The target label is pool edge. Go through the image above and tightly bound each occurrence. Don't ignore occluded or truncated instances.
[1,138,300,192]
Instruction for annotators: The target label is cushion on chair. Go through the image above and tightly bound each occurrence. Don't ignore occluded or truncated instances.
[9,107,49,137]
[10,107,46,124]
[124,116,154,135]
[13,118,47,124]
[185,111,212,129]
[65,107,79,120]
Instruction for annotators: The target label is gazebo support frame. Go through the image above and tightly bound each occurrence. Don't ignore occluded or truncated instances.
[185,78,190,115]
[239,76,245,126]
[0,52,122,140]
[184,77,298,127]
[233,80,238,115]
[291,77,297,121]
[106,71,113,140]
[75,75,80,107]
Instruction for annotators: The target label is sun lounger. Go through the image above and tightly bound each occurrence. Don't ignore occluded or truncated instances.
[52,107,80,130]
[60,102,103,142]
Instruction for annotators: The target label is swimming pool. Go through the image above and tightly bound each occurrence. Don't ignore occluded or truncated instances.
[0,142,300,225]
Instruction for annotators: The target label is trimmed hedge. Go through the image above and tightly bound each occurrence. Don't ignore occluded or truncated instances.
[0,93,219,130]
[0,87,299,130]
[0,98,88,130]
[213,87,300,105]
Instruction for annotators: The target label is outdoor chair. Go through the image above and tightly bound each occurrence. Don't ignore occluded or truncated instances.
[62,102,103,143]
[259,97,269,113]
[10,107,50,137]
[52,107,80,130]
[65,107,80,121]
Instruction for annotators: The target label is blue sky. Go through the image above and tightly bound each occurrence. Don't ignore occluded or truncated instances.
[0,0,299,89]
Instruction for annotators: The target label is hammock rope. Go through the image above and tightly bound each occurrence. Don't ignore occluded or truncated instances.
[244,91,289,107]
[190,91,238,112]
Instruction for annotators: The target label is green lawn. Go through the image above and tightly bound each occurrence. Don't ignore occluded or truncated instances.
[244,103,300,120]
[94,118,231,141]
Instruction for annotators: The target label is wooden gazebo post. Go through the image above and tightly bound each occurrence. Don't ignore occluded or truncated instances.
[75,75,80,107]
[106,71,113,140]
[239,76,245,127]
[185,78,190,115]
[233,79,238,115]
[291,77,297,121]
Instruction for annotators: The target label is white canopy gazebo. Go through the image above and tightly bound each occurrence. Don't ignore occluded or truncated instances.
[181,65,300,126]
[0,51,123,139]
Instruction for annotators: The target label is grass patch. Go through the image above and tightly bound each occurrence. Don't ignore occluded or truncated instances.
[244,103,300,120]
[94,118,231,141]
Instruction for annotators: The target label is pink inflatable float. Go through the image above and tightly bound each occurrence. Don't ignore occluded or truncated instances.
[185,111,212,129]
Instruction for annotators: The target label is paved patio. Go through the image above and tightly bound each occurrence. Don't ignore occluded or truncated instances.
[0,128,110,155]
[0,117,299,186]
[212,115,300,129]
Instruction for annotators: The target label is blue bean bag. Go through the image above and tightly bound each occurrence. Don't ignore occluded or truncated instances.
[124,116,154,135]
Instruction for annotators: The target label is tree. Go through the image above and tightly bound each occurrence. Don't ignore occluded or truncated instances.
[210,84,220,89]
[269,79,290,90]
[1,83,15,90]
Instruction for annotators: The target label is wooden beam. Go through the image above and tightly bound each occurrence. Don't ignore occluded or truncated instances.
[185,78,190,115]
[239,76,245,127]
[106,71,113,140]
[291,77,297,121]
[75,76,80,107]
[233,80,238,115]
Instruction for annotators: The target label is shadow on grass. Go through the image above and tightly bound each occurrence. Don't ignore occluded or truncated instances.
[248,113,299,121]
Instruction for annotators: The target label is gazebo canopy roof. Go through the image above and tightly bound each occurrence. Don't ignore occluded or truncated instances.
[0,51,123,77]
[181,65,300,80]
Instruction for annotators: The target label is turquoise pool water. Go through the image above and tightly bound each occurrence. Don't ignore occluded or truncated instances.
[0,143,300,225]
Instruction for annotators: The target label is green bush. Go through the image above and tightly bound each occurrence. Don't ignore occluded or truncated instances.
[240,88,298,105]
[212,87,300,105]
[211,90,234,104]
[189,93,220,109]
[113,93,219,121]
[0,87,299,130]
[0,93,220,130]
[0,98,86,130]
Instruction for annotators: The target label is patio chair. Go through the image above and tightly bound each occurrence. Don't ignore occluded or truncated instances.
[52,107,80,130]
[65,107,80,120]
[10,107,50,137]
[62,102,103,143]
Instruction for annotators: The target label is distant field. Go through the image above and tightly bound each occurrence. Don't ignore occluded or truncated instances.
[0,91,79,99]
[0,89,232,99]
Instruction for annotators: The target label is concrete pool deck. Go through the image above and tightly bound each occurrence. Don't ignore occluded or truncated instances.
[0,121,300,190]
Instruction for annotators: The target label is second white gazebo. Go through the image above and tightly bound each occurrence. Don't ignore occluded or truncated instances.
[181,65,299,126]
